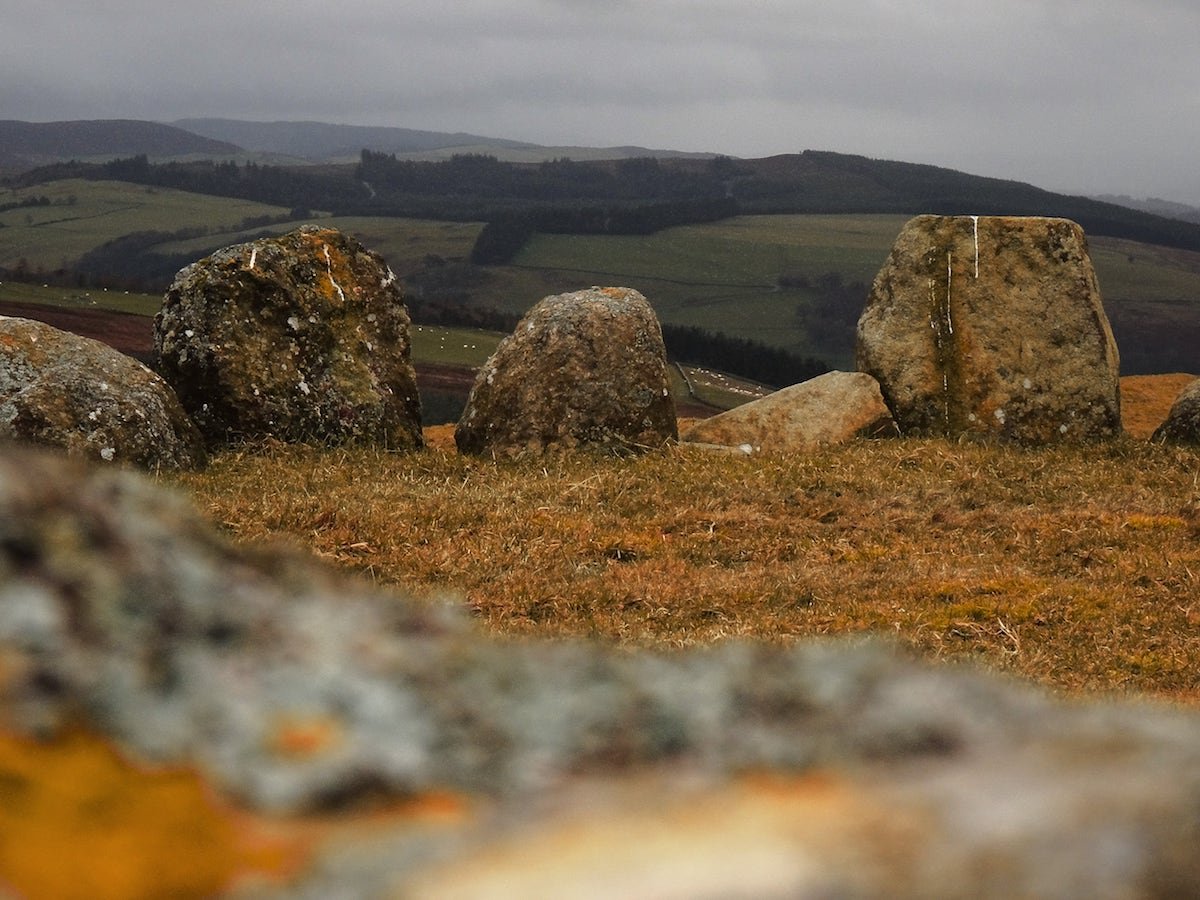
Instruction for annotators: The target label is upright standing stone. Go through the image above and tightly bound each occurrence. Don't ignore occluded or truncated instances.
[155,226,422,449]
[455,287,677,455]
[857,216,1121,443]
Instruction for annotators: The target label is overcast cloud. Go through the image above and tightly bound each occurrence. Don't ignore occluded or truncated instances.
[3,0,1198,202]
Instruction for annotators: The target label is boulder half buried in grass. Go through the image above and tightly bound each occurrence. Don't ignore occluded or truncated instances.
[681,370,896,452]
[0,316,205,470]
[1151,377,1200,445]
[857,215,1121,443]
[455,287,677,455]
[155,226,422,449]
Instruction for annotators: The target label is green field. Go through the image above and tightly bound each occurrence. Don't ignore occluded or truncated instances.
[0,179,294,271]
[3,178,1198,374]
[409,324,502,367]
[495,215,907,368]
[155,216,483,274]
[0,280,162,317]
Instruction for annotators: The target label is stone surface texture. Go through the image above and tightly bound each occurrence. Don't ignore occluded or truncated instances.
[681,371,896,452]
[154,226,422,449]
[0,315,205,469]
[857,215,1121,443]
[1151,377,1200,445]
[455,287,677,456]
[5,446,1200,896]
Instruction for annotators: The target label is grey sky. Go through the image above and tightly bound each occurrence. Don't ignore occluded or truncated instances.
[3,0,1198,203]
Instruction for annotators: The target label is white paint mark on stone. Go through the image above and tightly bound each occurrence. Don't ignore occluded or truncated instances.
[323,245,347,304]
[970,215,980,278]
[249,247,258,269]
[945,252,954,334]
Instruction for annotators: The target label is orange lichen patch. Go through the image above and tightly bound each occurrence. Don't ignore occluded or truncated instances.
[267,714,344,760]
[0,728,296,899]
[300,230,356,306]
[1120,373,1197,438]
[0,728,475,899]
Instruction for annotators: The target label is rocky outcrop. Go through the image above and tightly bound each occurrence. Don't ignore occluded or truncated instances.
[0,316,205,469]
[857,215,1122,443]
[154,226,422,449]
[455,287,677,456]
[681,370,896,452]
[1151,377,1200,445]
[6,445,1200,896]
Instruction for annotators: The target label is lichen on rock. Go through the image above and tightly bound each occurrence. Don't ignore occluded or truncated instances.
[857,216,1121,444]
[7,445,1200,895]
[0,315,205,470]
[455,287,677,456]
[1151,377,1200,445]
[154,226,422,450]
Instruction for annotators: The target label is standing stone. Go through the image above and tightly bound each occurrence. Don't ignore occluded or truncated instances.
[857,216,1121,443]
[154,226,422,449]
[1151,378,1200,445]
[0,316,205,469]
[455,287,677,455]
[680,371,896,452]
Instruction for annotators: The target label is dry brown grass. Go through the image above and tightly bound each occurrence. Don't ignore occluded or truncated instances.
[169,427,1200,703]
[1121,373,1197,438]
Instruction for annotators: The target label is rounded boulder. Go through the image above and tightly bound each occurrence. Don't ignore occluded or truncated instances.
[0,316,205,470]
[455,287,677,456]
[154,226,422,449]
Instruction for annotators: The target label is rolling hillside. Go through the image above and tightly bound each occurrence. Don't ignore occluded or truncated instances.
[0,120,240,172]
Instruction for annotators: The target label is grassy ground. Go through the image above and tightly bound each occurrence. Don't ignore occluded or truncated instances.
[169,428,1200,704]
[0,280,162,317]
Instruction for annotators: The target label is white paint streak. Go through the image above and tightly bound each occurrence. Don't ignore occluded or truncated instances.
[323,245,347,304]
[970,215,980,278]
[249,247,257,269]
[945,252,954,334]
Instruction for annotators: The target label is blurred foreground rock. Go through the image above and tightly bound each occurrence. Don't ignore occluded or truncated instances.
[455,287,677,456]
[857,215,1122,443]
[680,370,896,452]
[155,226,422,450]
[4,446,1200,897]
[0,315,205,470]
[1152,377,1200,445]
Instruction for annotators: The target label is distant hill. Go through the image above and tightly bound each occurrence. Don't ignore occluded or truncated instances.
[171,118,538,162]
[1094,194,1200,226]
[172,118,713,164]
[0,120,241,171]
